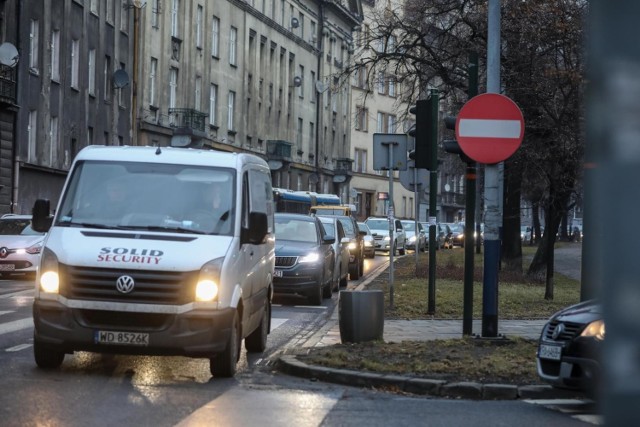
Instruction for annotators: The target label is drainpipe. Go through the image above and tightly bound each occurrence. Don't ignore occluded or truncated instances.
[12,0,22,213]
[314,3,324,192]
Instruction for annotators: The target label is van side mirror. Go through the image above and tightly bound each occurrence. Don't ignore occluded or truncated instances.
[243,212,269,244]
[32,199,53,233]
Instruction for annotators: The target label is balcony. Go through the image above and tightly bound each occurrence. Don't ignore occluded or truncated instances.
[0,64,17,105]
[266,140,292,160]
[440,191,466,208]
[335,158,353,174]
[168,108,207,133]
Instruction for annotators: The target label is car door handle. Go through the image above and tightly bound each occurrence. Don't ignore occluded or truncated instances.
[250,250,254,256]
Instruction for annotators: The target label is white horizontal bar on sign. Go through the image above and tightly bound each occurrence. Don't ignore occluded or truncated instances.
[458,119,521,139]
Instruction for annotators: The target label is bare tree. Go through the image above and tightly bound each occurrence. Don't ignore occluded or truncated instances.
[345,0,587,298]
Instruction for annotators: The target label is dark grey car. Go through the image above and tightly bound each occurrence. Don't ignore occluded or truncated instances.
[273,213,335,305]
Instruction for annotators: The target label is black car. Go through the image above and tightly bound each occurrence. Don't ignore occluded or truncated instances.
[536,300,602,393]
[273,213,336,305]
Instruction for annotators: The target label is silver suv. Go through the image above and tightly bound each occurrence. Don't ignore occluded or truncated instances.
[364,217,406,256]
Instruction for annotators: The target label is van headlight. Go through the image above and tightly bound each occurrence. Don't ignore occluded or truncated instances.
[409,236,416,243]
[196,257,223,302]
[384,236,390,241]
[39,247,60,294]
[299,252,320,263]
[580,320,605,341]
[348,241,357,250]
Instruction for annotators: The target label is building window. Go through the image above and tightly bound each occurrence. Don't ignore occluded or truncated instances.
[169,67,178,108]
[309,121,314,154]
[118,63,126,107]
[88,49,96,96]
[51,30,60,81]
[196,5,203,48]
[120,0,129,32]
[106,0,115,24]
[354,148,367,173]
[194,76,202,110]
[209,83,218,125]
[298,64,304,98]
[355,106,368,132]
[388,76,396,97]
[104,55,112,101]
[229,26,237,66]
[376,112,396,133]
[227,91,235,130]
[299,12,304,39]
[28,110,37,162]
[377,72,385,94]
[310,70,316,103]
[171,0,180,38]
[297,118,303,153]
[30,19,39,71]
[71,39,79,89]
[211,16,220,57]
[151,0,160,28]
[149,57,157,106]
[49,116,59,166]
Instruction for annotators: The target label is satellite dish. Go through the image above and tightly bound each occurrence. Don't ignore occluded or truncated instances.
[290,17,299,29]
[444,184,451,192]
[112,69,130,89]
[0,43,19,67]
[293,76,302,87]
[315,80,328,93]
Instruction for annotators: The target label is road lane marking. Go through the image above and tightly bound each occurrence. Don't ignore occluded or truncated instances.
[0,289,34,299]
[0,311,14,316]
[6,343,32,352]
[271,318,287,330]
[0,317,33,335]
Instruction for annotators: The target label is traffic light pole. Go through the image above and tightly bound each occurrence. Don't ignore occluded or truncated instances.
[385,141,397,309]
[427,89,439,315]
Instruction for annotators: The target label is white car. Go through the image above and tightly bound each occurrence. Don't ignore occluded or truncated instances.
[0,214,45,279]
[364,217,406,256]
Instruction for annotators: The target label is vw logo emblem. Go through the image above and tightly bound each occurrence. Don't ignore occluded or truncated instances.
[551,323,565,340]
[0,247,8,259]
[116,275,135,294]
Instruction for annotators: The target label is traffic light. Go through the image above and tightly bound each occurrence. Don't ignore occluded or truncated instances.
[442,115,473,164]
[409,91,438,170]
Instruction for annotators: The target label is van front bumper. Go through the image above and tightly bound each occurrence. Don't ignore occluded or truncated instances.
[33,299,235,358]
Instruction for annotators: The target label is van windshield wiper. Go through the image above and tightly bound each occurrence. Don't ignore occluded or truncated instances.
[57,220,116,230]
[135,225,208,235]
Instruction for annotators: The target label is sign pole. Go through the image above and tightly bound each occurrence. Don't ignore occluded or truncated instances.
[385,141,397,309]
[482,0,501,337]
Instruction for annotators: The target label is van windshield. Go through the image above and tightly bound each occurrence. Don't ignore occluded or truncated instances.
[56,160,236,235]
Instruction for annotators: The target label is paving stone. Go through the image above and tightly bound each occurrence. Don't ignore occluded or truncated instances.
[482,384,519,400]
[441,382,483,399]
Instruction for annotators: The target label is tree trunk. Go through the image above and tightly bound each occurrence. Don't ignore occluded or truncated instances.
[502,158,523,273]
[532,203,542,244]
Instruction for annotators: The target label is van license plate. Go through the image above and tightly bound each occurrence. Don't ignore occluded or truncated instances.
[539,344,562,361]
[274,269,283,277]
[0,264,15,271]
[95,330,149,346]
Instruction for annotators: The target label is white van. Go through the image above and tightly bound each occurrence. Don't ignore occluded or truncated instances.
[31,146,275,378]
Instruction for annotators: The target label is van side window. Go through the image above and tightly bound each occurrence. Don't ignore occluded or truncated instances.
[248,169,274,233]
[241,172,250,229]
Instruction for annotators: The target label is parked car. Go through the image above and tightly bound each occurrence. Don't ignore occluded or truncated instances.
[317,216,350,288]
[435,223,454,249]
[274,213,335,305]
[536,300,602,393]
[447,223,465,247]
[521,225,531,242]
[364,217,406,256]
[357,222,376,259]
[330,215,366,280]
[0,214,45,280]
[402,220,427,252]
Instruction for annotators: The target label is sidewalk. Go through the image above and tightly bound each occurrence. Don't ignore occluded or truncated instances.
[277,243,586,400]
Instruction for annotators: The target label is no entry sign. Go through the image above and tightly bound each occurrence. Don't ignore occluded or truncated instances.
[455,93,524,164]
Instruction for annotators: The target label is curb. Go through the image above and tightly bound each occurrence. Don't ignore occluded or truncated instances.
[277,355,587,400]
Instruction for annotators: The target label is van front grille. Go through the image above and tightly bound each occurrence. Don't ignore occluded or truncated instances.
[58,264,197,305]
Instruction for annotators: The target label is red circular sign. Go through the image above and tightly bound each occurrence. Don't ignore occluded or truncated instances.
[455,93,525,164]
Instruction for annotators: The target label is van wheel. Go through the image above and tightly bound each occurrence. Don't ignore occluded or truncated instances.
[245,298,270,353]
[399,244,406,255]
[339,269,348,288]
[34,335,65,369]
[210,310,240,378]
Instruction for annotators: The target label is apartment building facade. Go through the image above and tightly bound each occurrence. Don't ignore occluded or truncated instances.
[134,0,362,201]
[9,0,134,214]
